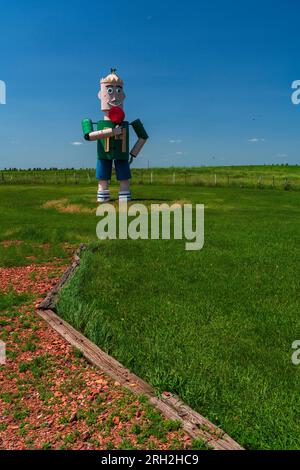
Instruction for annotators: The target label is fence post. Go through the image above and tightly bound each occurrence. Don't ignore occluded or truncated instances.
[150,172,153,184]
[284,177,289,190]
[214,173,217,186]
[173,172,176,184]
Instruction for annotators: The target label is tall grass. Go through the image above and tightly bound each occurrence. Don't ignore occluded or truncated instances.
[1,166,300,191]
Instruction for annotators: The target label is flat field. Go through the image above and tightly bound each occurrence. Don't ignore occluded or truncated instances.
[1,178,300,449]
[2,165,300,190]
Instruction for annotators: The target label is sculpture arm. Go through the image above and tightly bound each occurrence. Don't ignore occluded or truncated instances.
[130,119,149,160]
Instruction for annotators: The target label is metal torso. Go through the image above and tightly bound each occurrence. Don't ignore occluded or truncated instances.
[97,120,129,161]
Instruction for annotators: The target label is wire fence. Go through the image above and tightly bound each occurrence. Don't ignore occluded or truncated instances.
[0,169,300,191]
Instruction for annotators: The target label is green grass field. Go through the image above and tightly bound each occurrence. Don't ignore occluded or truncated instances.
[1,176,300,449]
[1,165,300,190]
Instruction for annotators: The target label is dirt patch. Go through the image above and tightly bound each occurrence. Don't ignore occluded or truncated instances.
[0,240,24,248]
[0,262,191,450]
[170,200,192,206]
[43,199,95,214]
[97,200,194,213]
[43,199,193,215]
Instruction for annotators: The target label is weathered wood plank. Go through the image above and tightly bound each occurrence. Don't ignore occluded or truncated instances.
[37,307,243,451]
[38,244,87,310]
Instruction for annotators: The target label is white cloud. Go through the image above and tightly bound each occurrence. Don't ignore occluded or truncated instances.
[277,153,288,158]
[248,137,265,143]
[176,151,183,155]
[71,141,82,146]
[169,139,182,143]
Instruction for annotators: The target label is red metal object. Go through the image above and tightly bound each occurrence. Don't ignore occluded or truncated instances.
[108,106,125,124]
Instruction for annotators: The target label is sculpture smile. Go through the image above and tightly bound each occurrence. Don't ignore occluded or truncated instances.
[109,101,122,107]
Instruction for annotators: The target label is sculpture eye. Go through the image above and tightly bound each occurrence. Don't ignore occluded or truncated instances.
[116,87,122,94]
[107,87,113,94]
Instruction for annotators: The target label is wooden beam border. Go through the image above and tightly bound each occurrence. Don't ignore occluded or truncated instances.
[37,247,243,451]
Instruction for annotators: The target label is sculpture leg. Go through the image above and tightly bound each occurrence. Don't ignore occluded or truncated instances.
[96,160,112,202]
[119,179,131,202]
[115,160,132,202]
[97,180,110,202]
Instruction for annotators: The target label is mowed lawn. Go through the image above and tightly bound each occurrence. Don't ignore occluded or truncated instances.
[1,182,300,449]
[57,184,300,450]
[0,185,98,266]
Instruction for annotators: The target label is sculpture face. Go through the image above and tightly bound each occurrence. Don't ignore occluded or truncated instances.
[98,83,126,112]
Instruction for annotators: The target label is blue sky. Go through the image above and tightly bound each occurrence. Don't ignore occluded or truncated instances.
[0,0,300,169]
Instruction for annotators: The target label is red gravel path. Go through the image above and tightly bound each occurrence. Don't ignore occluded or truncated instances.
[0,262,191,450]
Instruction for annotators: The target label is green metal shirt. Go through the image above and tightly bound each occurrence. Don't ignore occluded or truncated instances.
[96,120,129,161]
[81,117,148,161]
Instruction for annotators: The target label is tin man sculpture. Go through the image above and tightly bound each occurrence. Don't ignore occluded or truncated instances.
[82,69,148,202]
